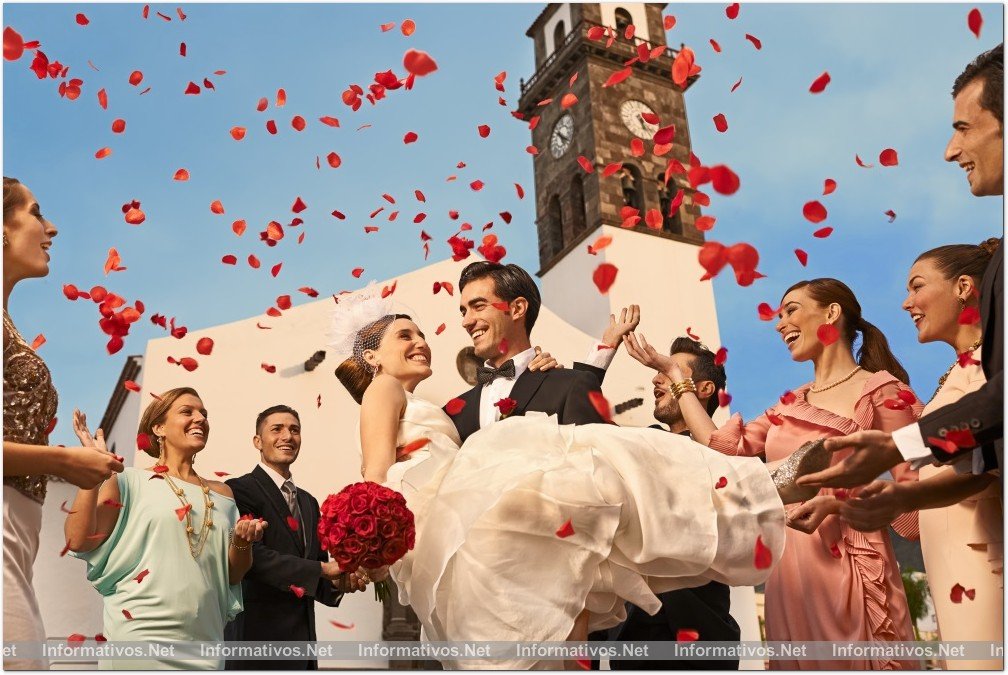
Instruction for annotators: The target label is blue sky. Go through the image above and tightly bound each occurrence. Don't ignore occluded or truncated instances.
[4,3,1003,445]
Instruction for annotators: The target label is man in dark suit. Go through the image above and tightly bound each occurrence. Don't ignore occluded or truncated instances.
[225,405,364,670]
[446,261,607,444]
[580,336,741,670]
[798,44,1004,489]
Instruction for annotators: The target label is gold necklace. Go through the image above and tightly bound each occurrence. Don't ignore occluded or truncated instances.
[161,468,215,558]
[929,338,983,404]
[809,366,863,393]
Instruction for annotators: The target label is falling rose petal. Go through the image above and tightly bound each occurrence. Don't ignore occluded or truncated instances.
[124,380,141,393]
[184,81,200,95]
[644,209,662,230]
[134,569,150,583]
[514,183,525,199]
[287,584,305,598]
[247,254,260,269]
[179,42,186,57]
[29,333,45,351]
[958,305,981,325]
[230,126,246,141]
[128,70,143,86]
[718,390,732,407]
[879,148,899,166]
[173,168,190,181]
[653,125,676,145]
[588,391,613,423]
[266,120,278,134]
[559,92,578,109]
[730,76,743,93]
[284,515,300,532]
[271,263,283,278]
[97,87,108,109]
[577,156,594,174]
[403,131,418,144]
[709,39,721,53]
[210,200,225,215]
[816,323,840,346]
[695,215,716,232]
[714,347,728,366]
[884,209,897,223]
[602,162,623,178]
[275,88,286,107]
[4,26,25,61]
[725,2,740,19]
[175,504,192,521]
[753,535,772,569]
[68,633,86,644]
[587,234,613,255]
[802,201,827,223]
[403,48,437,76]
[95,147,112,160]
[809,71,831,94]
[744,33,762,49]
[794,249,809,267]
[968,8,983,38]
[823,178,837,195]
[712,113,728,133]
[555,518,575,538]
[964,587,977,601]
[195,337,213,356]
[592,263,618,294]
[714,476,728,489]
[813,227,833,239]
[330,620,355,630]
[445,398,466,416]
[950,583,966,603]
[603,67,633,88]
[400,18,416,36]
[221,255,237,266]
[685,327,702,342]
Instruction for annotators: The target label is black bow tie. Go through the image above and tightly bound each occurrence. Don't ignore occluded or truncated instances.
[476,359,516,386]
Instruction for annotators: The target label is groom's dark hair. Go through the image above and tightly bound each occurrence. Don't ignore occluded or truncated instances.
[459,261,541,335]
[255,404,301,436]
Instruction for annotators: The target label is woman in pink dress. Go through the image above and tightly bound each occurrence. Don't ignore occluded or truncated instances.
[840,240,1002,669]
[626,278,921,669]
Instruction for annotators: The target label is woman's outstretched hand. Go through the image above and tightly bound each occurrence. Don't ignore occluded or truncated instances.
[528,346,563,371]
[623,332,684,381]
[234,517,268,544]
[66,409,125,488]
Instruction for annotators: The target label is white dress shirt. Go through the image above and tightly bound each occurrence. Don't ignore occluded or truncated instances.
[478,347,538,429]
[258,461,295,491]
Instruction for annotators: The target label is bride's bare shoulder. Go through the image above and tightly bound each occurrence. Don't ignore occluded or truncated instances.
[362,374,407,405]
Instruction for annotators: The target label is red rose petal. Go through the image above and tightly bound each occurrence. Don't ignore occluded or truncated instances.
[653,125,676,145]
[403,48,438,76]
[726,3,740,19]
[744,33,762,49]
[173,168,190,181]
[730,76,742,92]
[794,249,808,266]
[68,633,86,644]
[286,515,299,531]
[780,391,797,405]
[809,71,831,94]
[816,323,840,346]
[603,67,633,88]
[403,131,418,144]
[694,215,716,232]
[588,391,612,423]
[753,535,772,569]
[175,504,191,521]
[184,81,200,95]
[757,302,778,321]
[95,147,112,160]
[802,200,827,223]
[885,209,897,223]
[879,148,899,167]
[855,154,874,168]
[823,178,837,195]
[445,398,466,416]
[718,390,732,407]
[712,113,728,133]
[958,305,981,325]
[677,628,700,642]
[950,583,966,603]
[289,584,305,598]
[221,255,237,265]
[555,518,575,538]
[715,476,727,489]
[592,263,618,294]
[3,26,25,61]
[968,8,983,38]
[813,227,833,238]
[210,200,224,215]
[195,337,213,356]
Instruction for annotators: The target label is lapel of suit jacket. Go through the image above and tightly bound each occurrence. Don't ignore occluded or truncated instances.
[251,465,305,554]
[296,489,314,555]
[509,368,549,416]
[449,385,483,443]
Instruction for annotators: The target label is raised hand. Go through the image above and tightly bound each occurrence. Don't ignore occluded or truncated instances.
[601,305,640,348]
[623,332,682,380]
[528,345,564,372]
[72,408,97,447]
[62,424,125,489]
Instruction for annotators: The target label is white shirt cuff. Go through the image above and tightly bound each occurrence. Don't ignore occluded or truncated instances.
[584,341,617,370]
[891,423,934,470]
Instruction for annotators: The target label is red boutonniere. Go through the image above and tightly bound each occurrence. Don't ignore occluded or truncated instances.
[494,397,518,417]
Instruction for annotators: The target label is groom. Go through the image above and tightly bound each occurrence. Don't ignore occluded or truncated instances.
[447,260,607,442]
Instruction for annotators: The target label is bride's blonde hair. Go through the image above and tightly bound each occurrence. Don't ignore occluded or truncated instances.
[335,313,411,404]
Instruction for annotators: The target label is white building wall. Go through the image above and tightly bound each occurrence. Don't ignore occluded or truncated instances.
[542,4,573,56]
[599,3,651,42]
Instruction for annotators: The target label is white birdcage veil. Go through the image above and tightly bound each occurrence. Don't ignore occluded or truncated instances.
[328,283,414,370]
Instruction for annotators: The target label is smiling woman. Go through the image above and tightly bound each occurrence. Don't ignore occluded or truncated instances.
[62,387,266,669]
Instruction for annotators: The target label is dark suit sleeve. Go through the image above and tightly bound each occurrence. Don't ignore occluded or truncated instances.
[918,369,1002,464]
[227,478,327,597]
[573,361,607,385]
[559,370,608,425]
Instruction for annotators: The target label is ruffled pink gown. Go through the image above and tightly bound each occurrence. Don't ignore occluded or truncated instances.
[708,370,921,670]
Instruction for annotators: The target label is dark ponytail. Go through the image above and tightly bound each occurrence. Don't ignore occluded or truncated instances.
[784,278,910,385]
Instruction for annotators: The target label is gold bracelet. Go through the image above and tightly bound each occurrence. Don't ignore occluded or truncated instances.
[230,534,251,551]
[669,378,697,400]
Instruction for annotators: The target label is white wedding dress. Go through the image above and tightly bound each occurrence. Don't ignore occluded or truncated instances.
[381,393,786,669]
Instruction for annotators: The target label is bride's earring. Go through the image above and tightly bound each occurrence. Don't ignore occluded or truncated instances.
[371,362,381,377]
[157,436,165,464]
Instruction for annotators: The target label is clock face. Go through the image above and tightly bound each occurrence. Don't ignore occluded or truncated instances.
[549,113,574,158]
[620,99,659,139]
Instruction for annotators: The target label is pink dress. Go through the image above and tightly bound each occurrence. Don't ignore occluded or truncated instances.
[709,370,921,670]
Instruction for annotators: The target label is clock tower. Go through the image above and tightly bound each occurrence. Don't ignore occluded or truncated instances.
[517,2,723,362]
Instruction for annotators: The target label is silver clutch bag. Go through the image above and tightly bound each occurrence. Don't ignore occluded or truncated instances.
[771,438,831,504]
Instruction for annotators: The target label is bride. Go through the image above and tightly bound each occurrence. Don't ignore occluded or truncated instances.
[331,291,790,669]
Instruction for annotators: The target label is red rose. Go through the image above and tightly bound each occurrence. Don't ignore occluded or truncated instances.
[390,503,408,521]
[374,503,391,520]
[343,536,365,555]
[405,529,416,550]
[381,537,409,565]
[361,553,382,569]
[379,520,399,538]
[334,550,356,571]
[349,493,369,514]
[352,515,377,538]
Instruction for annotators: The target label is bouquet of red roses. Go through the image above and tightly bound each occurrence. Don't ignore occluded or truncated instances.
[318,481,416,601]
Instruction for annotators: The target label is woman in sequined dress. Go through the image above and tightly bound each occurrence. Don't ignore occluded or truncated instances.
[3,177,125,668]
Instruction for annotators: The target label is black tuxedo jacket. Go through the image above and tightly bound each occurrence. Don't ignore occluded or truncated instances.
[919,239,1003,470]
[224,466,343,670]
[446,365,608,442]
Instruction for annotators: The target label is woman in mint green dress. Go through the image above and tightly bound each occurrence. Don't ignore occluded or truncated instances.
[65,387,268,670]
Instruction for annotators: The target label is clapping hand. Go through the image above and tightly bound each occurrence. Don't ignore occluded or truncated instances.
[233,517,268,545]
[63,409,125,489]
[528,346,563,371]
[601,305,641,349]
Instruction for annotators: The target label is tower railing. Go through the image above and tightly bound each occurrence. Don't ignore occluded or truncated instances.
[520,19,681,97]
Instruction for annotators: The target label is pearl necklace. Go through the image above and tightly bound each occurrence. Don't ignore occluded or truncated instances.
[929,338,983,404]
[809,366,863,393]
[161,469,215,559]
